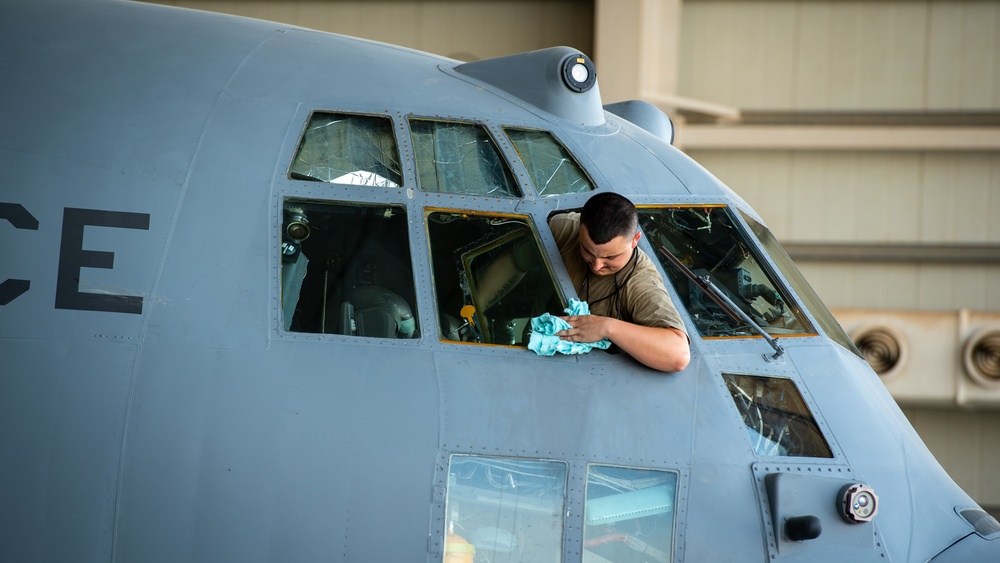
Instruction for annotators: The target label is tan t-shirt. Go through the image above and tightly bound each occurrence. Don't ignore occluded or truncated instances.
[549,212,687,335]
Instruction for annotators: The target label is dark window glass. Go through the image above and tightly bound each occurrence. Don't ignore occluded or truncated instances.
[280,200,417,338]
[289,112,402,187]
[426,210,562,345]
[638,206,814,338]
[724,374,834,458]
[504,128,593,196]
[410,119,520,196]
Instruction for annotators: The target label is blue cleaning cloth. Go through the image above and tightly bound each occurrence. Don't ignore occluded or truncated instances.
[527,298,612,356]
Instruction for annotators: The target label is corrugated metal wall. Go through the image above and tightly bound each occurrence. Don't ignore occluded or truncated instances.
[689,150,1000,310]
[679,0,1000,111]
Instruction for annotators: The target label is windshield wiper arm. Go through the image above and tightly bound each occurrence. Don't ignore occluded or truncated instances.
[657,245,785,360]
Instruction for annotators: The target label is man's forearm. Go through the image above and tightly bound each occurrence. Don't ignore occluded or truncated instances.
[558,314,690,372]
[605,321,690,372]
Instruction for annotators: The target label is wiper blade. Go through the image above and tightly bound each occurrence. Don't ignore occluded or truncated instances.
[657,245,785,360]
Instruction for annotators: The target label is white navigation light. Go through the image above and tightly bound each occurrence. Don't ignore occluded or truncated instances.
[839,484,879,523]
[561,53,596,92]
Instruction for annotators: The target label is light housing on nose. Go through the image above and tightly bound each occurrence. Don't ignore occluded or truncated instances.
[839,483,878,524]
[561,53,596,93]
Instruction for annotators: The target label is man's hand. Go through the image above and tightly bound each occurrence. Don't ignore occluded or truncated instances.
[557,314,613,343]
[557,315,690,372]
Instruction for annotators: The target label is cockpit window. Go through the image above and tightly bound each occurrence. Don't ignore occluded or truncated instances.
[504,128,593,196]
[426,210,563,345]
[724,374,833,458]
[289,112,402,187]
[280,199,418,338]
[738,210,863,357]
[584,465,678,563]
[637,206,815,338]
[410,118,521,197]
[444,455,567,562]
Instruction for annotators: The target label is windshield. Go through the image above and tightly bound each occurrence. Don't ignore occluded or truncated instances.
[638,206,814,339]
[738,209,862,356]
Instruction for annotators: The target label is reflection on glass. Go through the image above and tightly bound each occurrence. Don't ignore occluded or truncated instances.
[504,128,593,196]
[289,112,402,187]
[280,199,417,337]
[584,465,678,563]
[444,456,567,563]
[724,374,833,458]
[426,211,562,345]
[738,209,862,357]
[638,206,814,338]
[410,119,520,197]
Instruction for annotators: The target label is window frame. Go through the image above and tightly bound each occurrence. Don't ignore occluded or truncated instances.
[502,126,595,197]
[637,204,819,341]
[442,454,570,563]
[424,207,566,347]
[407,116,522,198]
[723,372,836,459]
[287,110,405,188]
[278,197,421,340]
[583,463,681,563]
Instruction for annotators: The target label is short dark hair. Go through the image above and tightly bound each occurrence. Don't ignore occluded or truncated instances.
[580,192,638,244]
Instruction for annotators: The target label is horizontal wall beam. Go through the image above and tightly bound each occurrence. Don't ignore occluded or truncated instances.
[675,124,1000,151]
[785,243,1000,264]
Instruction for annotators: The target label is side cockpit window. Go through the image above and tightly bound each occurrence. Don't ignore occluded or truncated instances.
[280,199,418,338]
[638,206,814,339]
[426,210,562,345]
[289,112,402,187]
[410,118,520,197]
[504,127,593,196]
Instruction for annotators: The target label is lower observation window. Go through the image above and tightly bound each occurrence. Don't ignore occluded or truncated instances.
[584,465,678,563]
[724,374,833,458]
[444,455,567,562]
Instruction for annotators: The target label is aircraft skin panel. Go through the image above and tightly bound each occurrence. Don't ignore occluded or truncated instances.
[432,349,698,463]
[0,152,173,339]
[791,345,975,560]
[0,0,281,187]
[0,340,136,562]
[683,462,768,561]
[138,98,298,348]
[232,28,460,110]
[115,343,440,562]
[557,127,692,201]
[3,1,1000,562]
